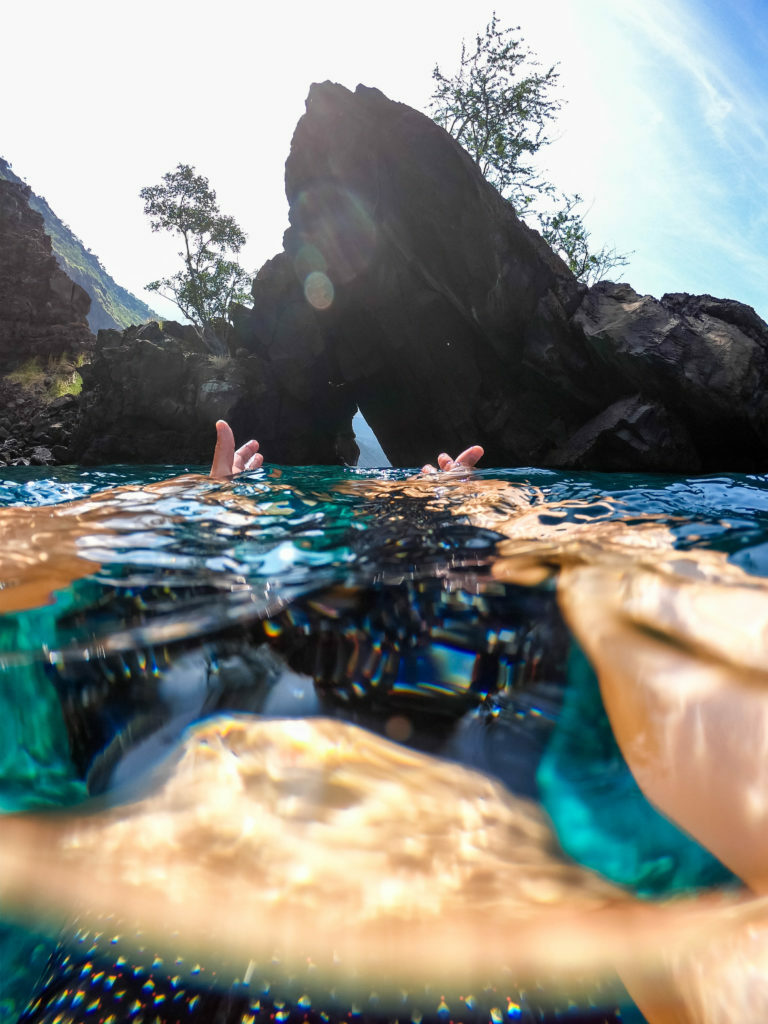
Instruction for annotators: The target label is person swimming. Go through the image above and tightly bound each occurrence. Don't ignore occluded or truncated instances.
[208,419,485,479]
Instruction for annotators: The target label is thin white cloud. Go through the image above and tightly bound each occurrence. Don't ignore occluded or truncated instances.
[615,0,768,157]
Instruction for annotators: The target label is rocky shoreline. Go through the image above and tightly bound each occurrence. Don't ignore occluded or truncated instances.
[4,83,768,473]
[0,378,78,467]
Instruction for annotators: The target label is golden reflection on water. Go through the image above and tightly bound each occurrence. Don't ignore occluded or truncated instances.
[0,475,284,613]
[3,471,768,1020]
[0,716,762,1014]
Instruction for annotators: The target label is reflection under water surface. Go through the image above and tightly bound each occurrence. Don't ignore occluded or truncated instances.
[2,465,768,1022]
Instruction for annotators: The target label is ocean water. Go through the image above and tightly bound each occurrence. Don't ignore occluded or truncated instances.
[2,463,768,1023]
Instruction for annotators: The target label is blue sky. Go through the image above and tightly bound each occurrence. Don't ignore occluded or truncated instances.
[598,0,768,314]
[4,0,767,323]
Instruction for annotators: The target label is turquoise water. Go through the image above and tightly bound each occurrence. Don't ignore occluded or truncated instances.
[2,463,768,1022]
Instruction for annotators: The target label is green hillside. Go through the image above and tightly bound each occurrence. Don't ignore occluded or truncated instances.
[0,157,157,332]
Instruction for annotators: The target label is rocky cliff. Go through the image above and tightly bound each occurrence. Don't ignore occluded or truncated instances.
[257,82,768,472]
[66,82,768,471]
[0,158,156,332]
[0,177,95,465]
[0,177,94,370]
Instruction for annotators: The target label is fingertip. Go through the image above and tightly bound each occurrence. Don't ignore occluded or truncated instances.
[456,445,485,468]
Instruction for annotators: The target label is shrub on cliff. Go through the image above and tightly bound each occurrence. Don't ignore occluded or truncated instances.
[430,14,628,283]
[140,164,251,352]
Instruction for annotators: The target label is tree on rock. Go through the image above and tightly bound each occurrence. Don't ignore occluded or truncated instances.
[430,14,628,284]
[140,164,251,352]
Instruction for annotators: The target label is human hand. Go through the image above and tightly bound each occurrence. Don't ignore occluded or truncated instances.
[421,445,484,474]
[210,420,263,479]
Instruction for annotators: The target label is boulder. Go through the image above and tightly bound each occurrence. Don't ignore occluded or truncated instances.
[570,283,768,471]
[547,394,700,474]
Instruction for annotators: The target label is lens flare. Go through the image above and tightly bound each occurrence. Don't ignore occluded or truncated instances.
[304,271,334,310]
[293,243,327,280]
[292,184,377,285]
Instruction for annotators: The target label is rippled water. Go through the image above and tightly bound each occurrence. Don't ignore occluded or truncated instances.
[3,463,768,1023]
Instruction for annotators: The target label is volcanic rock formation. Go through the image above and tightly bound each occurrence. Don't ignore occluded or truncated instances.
[278,82,588,467]
[68,82,768,471]
[277,84,768,471]
[0,158,157,332]
[0,177,93,370]
[230,81,768,471]
[560,284,768,472]
[68,319,358,466]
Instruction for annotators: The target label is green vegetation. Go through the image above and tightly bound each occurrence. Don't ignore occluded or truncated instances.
[430,14,629,283]
[7,355,84,401]
[209,353,234,370]
[5,358,43,389]
[49,366,83,399]
[38,215,156,331]
[0,157,157,331]
[140,164,251,349]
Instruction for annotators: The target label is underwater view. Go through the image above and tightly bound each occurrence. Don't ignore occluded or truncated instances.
[2,461,768,1023]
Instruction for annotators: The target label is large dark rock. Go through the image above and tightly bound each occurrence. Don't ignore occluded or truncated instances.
[47,83,768,472]
[277,82,590,467]
[68,320,357,466]
[570,283,768,471]
[0,178,94,369]
[242,81,768,473]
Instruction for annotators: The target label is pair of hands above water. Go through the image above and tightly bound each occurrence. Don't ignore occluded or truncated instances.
[209,420,484,478]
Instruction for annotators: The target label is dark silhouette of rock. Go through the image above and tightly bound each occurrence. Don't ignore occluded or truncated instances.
[238,81,768,474]
[0,178,94,370]
[68,320,357,466]
[571,283,768,471]
[277,82,590,468]
[22,82,768,472]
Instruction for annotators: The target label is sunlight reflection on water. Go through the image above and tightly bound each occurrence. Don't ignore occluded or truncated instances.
[3,465,768,1022]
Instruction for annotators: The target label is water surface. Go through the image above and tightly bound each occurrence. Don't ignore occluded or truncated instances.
[3,463,768,1023]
